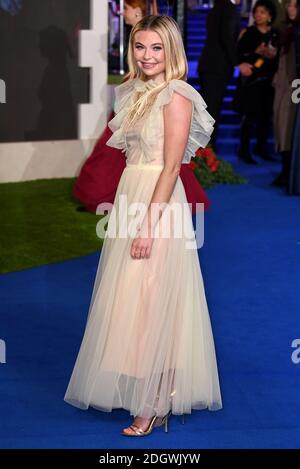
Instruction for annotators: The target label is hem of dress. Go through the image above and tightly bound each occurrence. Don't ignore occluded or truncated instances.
[64,397,222,415]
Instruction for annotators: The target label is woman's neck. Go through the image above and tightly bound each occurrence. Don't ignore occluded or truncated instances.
[144,72,165,84]
[256,23,270,34]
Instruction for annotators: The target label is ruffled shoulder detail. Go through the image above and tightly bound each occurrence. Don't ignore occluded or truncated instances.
[113,79,135,113]
[153,79,215,161]
[106,79,136,152]
[106,77,162,152]
[105,78,215,161]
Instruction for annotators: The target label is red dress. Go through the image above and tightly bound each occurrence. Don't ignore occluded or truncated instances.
[73,112,211,214]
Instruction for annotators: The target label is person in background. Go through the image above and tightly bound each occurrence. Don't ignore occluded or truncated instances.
[234,0,279,163]
[272,0,300,186]
[249,0,289,30]
[122,0,144,24]
[122,0,148,71]
[197,0,241,150]
[289,20,300,194]
[109,0,147,72]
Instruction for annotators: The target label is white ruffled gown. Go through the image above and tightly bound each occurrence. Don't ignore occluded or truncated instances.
[64,78,222,418]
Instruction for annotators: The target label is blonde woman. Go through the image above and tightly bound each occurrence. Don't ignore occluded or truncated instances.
[65,15,222,437]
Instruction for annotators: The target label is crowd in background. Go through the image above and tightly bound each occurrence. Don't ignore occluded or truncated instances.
[107,0,300,195]
[74,0,299,217]
[197,0,300,194]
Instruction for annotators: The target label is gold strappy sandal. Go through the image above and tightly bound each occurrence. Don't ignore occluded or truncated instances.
[122,410,171,437]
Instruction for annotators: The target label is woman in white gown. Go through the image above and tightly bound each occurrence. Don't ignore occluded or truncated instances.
[64,15,222,436]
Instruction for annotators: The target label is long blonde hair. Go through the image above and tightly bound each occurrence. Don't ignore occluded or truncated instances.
[123,15,188,130]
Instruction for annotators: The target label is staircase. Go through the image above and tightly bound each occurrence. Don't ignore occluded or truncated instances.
[185,6,274,158]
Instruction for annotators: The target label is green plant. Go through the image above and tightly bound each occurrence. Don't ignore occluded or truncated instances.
[189,147,247,188]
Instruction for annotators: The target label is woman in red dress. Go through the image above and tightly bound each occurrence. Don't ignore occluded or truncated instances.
[73,0,210,214]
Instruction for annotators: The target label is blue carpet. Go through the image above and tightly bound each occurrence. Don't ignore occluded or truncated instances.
[1,159,300,449]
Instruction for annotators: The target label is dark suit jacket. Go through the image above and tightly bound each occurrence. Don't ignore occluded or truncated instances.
[198,0,240,77]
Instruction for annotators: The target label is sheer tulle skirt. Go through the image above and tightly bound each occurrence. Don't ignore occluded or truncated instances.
[64,164,222,418]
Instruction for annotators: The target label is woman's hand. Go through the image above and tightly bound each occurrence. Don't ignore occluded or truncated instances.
[255,42,266,55]
[255,43,277,59]
[130,232,154,259]
[261,45,277,59]
[238,28,247,41]
[239,62,253,77]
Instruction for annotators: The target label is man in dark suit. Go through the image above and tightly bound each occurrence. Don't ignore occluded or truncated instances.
[198,0,241,148]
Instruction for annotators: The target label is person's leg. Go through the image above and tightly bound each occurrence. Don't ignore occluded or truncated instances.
[254,84,276,160]
[122,411,172,436]
[122,371,178,435]
[199,73,228,149]
[122,415,156,435]
[238,114,257,164]
[272,150,291,186]
[254,111,276,160]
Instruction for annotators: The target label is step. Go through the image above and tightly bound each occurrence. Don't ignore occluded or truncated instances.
[188,75,239,87]
[220,111,241,125]
[187,29,207,37]
[187,22,207,27]
[218,125,240,139]
[187,24,207,30]
[215,138,275,157]
[222,97,234,111]
[187,23,207,29]
[186,35,206,41]
[186,47,204,53]
[220,109,239,116]
[187,45,205,52]
[186,42,205,48]
[188,52,206,60]
[186,37,205,42]
[187,18,207,24]
[187,82,238,102]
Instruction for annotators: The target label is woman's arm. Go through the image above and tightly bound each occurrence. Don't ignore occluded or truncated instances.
[237,27,254,76]
[144,91,193,232]
[130,92,192,259]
